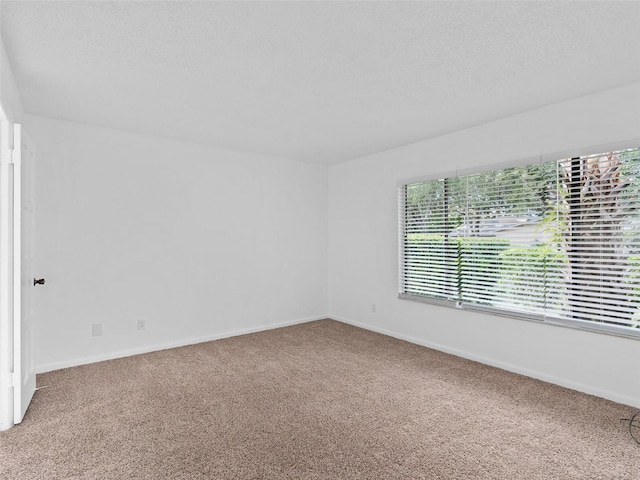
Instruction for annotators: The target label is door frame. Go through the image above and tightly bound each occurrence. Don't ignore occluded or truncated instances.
[12,123,36,424]
[0,103,15,430]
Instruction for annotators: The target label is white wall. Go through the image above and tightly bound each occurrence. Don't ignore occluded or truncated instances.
[328,82,640,408]
[28,115,328,372]
[0,39,23,123]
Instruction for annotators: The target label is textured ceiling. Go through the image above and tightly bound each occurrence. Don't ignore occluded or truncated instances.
[1,1,639,164]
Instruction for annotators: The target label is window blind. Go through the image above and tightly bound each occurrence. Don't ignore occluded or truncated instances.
[399,148,640,337]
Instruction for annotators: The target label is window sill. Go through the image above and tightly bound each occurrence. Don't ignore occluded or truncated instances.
[398,293,640,341]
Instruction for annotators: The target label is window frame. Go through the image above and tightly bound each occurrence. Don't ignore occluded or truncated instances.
[398,139,640,340]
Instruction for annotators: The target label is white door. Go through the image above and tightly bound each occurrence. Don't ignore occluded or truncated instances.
[12,124,36,424]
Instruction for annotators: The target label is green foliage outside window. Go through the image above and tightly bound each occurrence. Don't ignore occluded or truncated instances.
[401,147,640,333]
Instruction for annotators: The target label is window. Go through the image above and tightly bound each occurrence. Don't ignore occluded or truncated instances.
[399,147,640,338]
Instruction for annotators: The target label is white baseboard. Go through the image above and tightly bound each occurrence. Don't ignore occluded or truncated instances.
[330,315,640,409]
[36,315,328,374]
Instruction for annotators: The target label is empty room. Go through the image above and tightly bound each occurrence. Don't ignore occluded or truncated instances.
[0,1,639,478]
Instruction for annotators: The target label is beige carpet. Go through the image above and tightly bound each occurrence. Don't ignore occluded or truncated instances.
[0,319,638,479]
